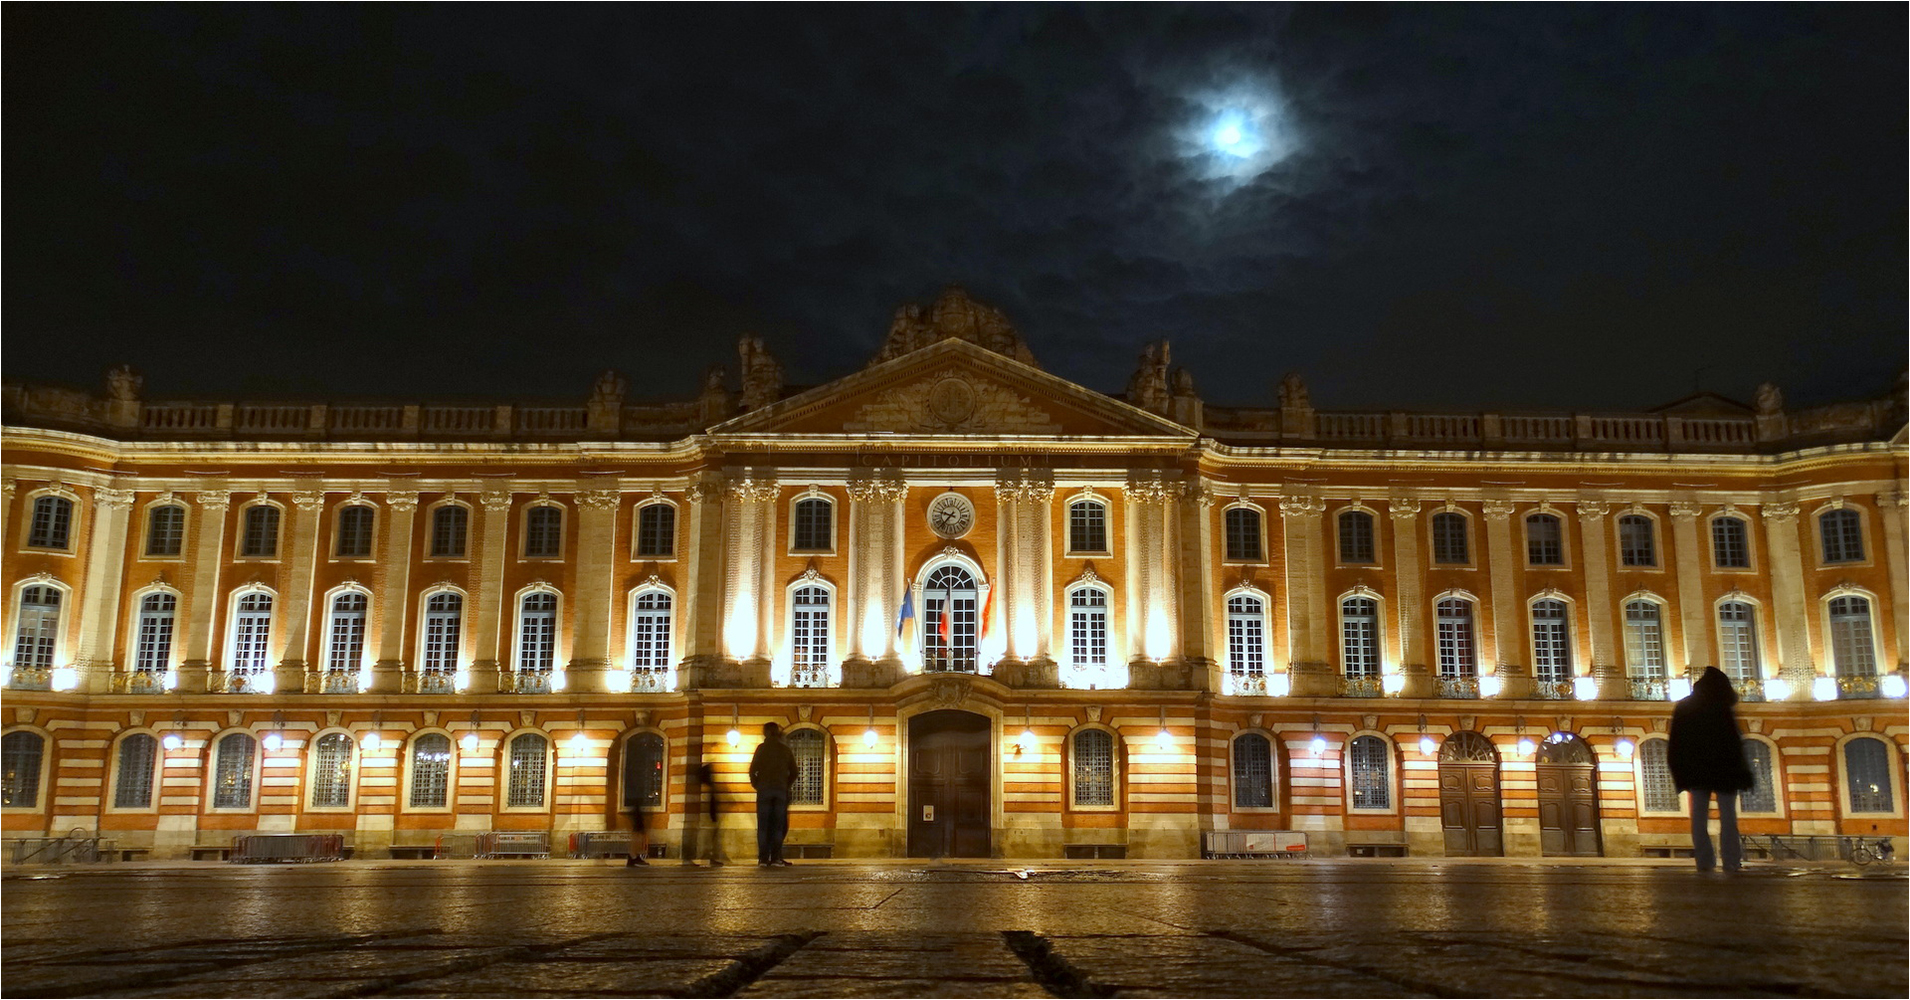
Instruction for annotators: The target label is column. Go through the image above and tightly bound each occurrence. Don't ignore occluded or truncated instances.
[990,476,1022,668]
[1022,479,1056,669]
[1876,490,1907,671]
[1156,483,1183,666]
[1668,500,1711,678]
[1576,501,1623,699]
[1280,495,1332,695]
[75,487,134,693]
[273,490,325,694]
[880,478,907,669]
[1178,482,1219,690]
[178,490,230,693]
[1481,499,1526,698]
[1761,502,1812,699]
[678,476,727,688]
[723,477,778,685]
[1388,499,1427,697]
[370,492,417,694]
[1123,482,1148,666]
[468,490,513,694]
[0,479,14,550]
[568,489,621,692]
[846,474,905,684]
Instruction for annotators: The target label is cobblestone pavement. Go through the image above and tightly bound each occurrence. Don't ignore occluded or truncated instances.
[3,859,1903,997]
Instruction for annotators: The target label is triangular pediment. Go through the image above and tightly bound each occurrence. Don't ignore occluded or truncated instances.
[709,339,1195,439]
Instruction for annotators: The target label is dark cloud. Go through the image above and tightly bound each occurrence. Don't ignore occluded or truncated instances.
[5,5,1902,411]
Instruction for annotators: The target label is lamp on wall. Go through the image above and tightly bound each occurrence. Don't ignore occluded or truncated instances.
[727,705,742,748]
[1811,676,1838,701]
[569,710,588,755]
[1882,674,1907,699]
[1764,677,1793,701]
[1154,706,1171,751]
[163,716,185,751]
[461,711,481,753]
[263,711,285,752]
[864,705,879,749]
[1309,714,1326,757]
[1514,717,1534,758]
[1572,676,1599,700]
[1612,717,1633,758]
[1417,715,1435,757]
[1019,705,1037,758]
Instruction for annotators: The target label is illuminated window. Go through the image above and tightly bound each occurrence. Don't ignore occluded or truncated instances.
[516,593,558,676]
[1637,738,1677,812]
[1349,735,1390,809]
[1341,597,1380,679]
[429,506,468,558]
[336,505,375,558]
[145,504,186,557]
[1740,741,1777,814]
[1531,600,1572,685]
[2,731,44,807]
[1435,599,1476,679]
[211,733,255,809]
[1819,509,1864,564]
[421,593,463,675]
[793,497,832,552]
[636,503,675,557]
[408,734,452,808]
[241,505,279,557]
[1338,510,1375,563]
[1845,737,1894,813]
[1072,729,1115,807]
[1069,500,1108,554]
[1711,516,1749,568]
[325,593,367,675]
[134,593,177,676]
[1431,512,1469,564]
[12,586,62,672]
[1526,514,1562,566]
[1623,601,1665,681]
[310,733,354,808]
[1224,507,1262,561]
[630,591,674,683]
[524,506,563,558]
[27,496,72,549]
[790,586,831,687]
[1717,602,1760,687]
[622,732,665,809]
[113,734,158,809]
[507,734,548,808]
[1828,596,1877,678]
[1619,515,1656,567]
[1232,733,1272,808]
[1068,587,1108,669]
[789,729,825,806]
[229,594,273,680]
[922,566,977,672]
[1226,595,1266,685]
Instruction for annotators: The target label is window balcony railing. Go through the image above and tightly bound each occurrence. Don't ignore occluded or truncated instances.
[1836,675,1881,700]
[1531,679,1573,700]
[124,670,167,695]
[6,666,51,692]
[320,670,359,694]
[417,669,456,694]
[511,670,553,695]
[1342,675,1383,698]
[1227,672,1270,696]
[631,668,671,694]
[224,669,269,694]
[1436,676,1479,699]
[790,663,831,688]
[1736,678,1765,702]
[1630,678,1670,701]
[923,656,978,674]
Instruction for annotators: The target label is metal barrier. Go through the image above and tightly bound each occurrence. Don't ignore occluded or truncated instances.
[475,832,550,859]
[1744,834,1862,862]
[230,834,346,863]
[569,831,633,859]
[1202,831,1309,859]
[9,829,114,865]
[432,833,479,859]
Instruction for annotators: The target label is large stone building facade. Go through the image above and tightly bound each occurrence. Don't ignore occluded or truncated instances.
[3,288,1905,860]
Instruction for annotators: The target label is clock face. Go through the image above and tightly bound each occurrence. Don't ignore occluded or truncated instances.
[927,492,975,539]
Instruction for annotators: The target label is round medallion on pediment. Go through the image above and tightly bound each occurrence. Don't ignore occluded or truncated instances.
[925,377,977,426]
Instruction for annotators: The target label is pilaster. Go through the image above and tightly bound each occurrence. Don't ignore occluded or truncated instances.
[569,489,621,692]
[370,492,417,694]
[845,474,905,687]
[1877,491,1907,670]
[1389,500,1427,697]
[1281,496,1331,695]
[469,490,513,694]
[1179,482,1219,690]
[179,490,230,693]
[1576,500,1620,697]
[1668,500,1711,677]
[1482,499,1524,698]
[0,479,15,551]
[679,477,727,688]
[1023,479,1056,670]
[1761,502,1813,699]
[273,490,325,694]
[76,487,135,693]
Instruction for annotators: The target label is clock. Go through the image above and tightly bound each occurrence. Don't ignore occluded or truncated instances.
[927,492,975,539]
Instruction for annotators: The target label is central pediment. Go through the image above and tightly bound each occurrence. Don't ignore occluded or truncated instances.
[709,339,1195,440]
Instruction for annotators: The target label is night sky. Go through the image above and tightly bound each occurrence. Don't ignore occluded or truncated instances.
[6,5,1904,412]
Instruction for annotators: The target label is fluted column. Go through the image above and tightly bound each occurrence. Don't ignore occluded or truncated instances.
[1668,500,1711,678]
[844,475,905,686]
[1281,495,1332,695]
[1157,484,1183,665]
[272,490,325,694]
[1761,502,1812,699]
[679,477,727,687]
[1179,482,1219,690]
[369,492,416,694]
[0,480,15,551]
[468,490,513,694]
[1389,499,1427,697]
[990,476,1022,667]
[1123,483,1148,666]
[75,487,135,693]
[1877,491,1907,671]
[1481,499,1526,698]
[178,490,230,692]
[1023,480,1056,668]
[569,489,621,692]
[723,477,779,685]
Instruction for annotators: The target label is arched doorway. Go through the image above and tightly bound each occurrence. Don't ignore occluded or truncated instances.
[921,566,979,672]
[907,710,991,857]
[1439,731,1503,857]
[1535,732,1601,856]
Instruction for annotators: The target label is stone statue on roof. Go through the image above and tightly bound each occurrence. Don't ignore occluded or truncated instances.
[870,286,1037,367]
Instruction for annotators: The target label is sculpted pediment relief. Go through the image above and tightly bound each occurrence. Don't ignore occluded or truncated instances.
[841,373,1062,434]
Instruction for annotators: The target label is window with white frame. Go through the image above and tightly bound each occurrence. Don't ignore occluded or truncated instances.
[2,731,44,807]
[1637,737,1677,812]
[13,586,62,673]
[630,591,673,682]
[408,734,452,808]
[1844,737,1895,813]
[1828,596,1877,678]
[229,594,273,679]
[240,505,280,557]
[1531,600,1571,685]
[524,506,563,558]
[1224,507,1262,561]
[1819,509,1864,564]
[134,593,177,675]
[325,593,367,676]
[1226,595,1266,685]
[145,504,186,557]
[1435,599,1476,679]
[1717,602,1760,687]
[506,733,548,807]
[1526,514,1563,566]
[429,506,468,558]
[1348,735,1390,809]
[27,496,73,549]
[310,733,354,807]
[623,732,665,809]
[211,733,255,809]
[791,586,831,687]
[421,593,463,675]
[1618,515,1656,567]
[1623,601,1666,682]
[1069,500,1108,554]
[1072,729,1115,807]
[516,593,558,675]
[1431,512,1469,564]
[336,505,375,558]
[922,566,978,672]
[1711,516,1749,568]
[1068,587,1108,669]
[1740,740,1778,813]
[636,503,675,557]
[789,728,826,806]
[1232,733,1273,808]
[793,497,832,552]
[1341,597,1379,679]
[113,733,158,809]
[1338,510,1375,563]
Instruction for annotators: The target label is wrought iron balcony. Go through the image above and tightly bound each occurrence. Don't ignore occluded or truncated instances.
[511,670,553,695]
[124,670,166,695]
[1630,678,1670,701]
[1531,679,1573,700]
[320,670,359,694]
[1737,678,1765,702]
[223,669,268,694]
[631,668,671,694]
[790,662,831,688]
[1227,672,1270,696]
[1342,675,1383,698]
[1836,674,1881,699]
[417,669,456,694]
[6,666,51,692]
[1436,676,1480,699]
[924,656,978,674]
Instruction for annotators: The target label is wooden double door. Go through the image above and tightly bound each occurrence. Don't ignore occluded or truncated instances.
[907,710,992,858]
[1439,731,1503,857]
[1536,735,1602,856]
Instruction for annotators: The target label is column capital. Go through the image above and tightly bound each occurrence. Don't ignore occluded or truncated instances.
[577,489,622,510]
[1279,496,1326,517]
[1668,500,1704,518]
[1,480,15,500]
[193,490,232,511]
[1481,499,1517,520]
[1388,498,1422,520]
[685,478,727,504]
[729,478,781,504]
[1575,500,1612,518]
[93,487,136,510]
[1180,483,1217,508]
[480,490,514,512]
[1874,490,1908,510]
[1762,502,1800,522]
[850,477,907,503]
[385,492,420,513]
[291,491,325,512]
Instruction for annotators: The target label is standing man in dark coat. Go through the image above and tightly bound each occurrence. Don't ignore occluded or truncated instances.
[1668,666,1756,872]
[749,722,797,867]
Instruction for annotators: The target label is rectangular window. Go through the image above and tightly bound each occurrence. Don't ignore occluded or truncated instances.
[1226,596,1266,683]
[1711,517,1749,568]
[1341,599,1379,678]
[1639,739,1678,812]
[792,499,832,552]
[507,737,547,808]
[1225,508,1262,561]
[114,735,157,809]
[1338,512,1375,563]
[1623,603,1665,680]
[1069,589,1108,667]
[1432,513,1469,564]
[409,735,452,808]
[1820,510,1864,563]
[1069,502,1108,554]
[27,497,73,549]
[1619,516,1656,567]
[241,506,280,558]
[336,506,374,558]
[145,506,185,557]
[1435,601,1476,678]
[1741,741,1777,813]
[1531,602,1571,684]
[636,504,675,557]
[1072,730,1114,807]
[1349,737,1390,810]
[1526,515,1562,565]
[1717,603,1760,686]
[430,507,468,558]
[1829,597,1877,677]
[790,587,831,687]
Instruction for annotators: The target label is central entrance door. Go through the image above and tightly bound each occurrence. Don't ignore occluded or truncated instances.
[1535,733,1602,856]
[907,710,991,858]
[1439,731,1504,857]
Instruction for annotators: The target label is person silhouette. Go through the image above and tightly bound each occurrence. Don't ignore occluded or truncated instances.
[1668,666,1756,872]
[748,723,797,866]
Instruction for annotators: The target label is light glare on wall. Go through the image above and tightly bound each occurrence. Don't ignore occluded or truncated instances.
[1478,675,1502,697]
[263,733,283,752]
[1419,735,1437,756]
[1615,739,1635,758]
[1764,677,1793,701]
[1516,738,1535,757]
[1309,736,1327,757]
[1811,677,1838,701]
[605,669,633,692]
[163,733,184,750]
[1668,678,1693,700]
[460,732,480,753]
[1265,674,1291,697]
[362,732,381,752]
[569,732,589,754]
[1572,677,1599,700]
[1881,675,1907,699]
[50,667,79,691]
[1381,675,1405,695]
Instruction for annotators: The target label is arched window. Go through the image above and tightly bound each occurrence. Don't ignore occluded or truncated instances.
[1637,737,1678,812]
[145,504,186,557]
[421,593,463,676]
[27,495,74,549]
[408,734,452,808]
[636,503,675,558]
[1435,599,1476,680]
[229,593,274,682]
[1526,514,1562,566]
[133,593,177,676]
[622,732,665,809]
[2,731,44,807]
[1828,596,1877,679]
[1740,740,1778,814]
[1340,597,1380,680]
[1069,500,1109,554]
[1338,510,1375,564]
[114,733,158,809]
[516,593,558,692]
[524,506,563,558]
[1431,512,1469,564]
[336,505,375,558]
[1224,507,1263,561]
[1531,600,1572,686]
[1618,515,1656,567]
[1067,587,1109,670]
[310,733,354,807]
[792,497,832,552]
[1711,516,1749,568]
[211,733,256,809]
[1348,735,1390,809]
[1844,737,1895,814]
[788,729,826,806]
[630,591,673,691]
[1072,729,1115,807]
[429,505,468,558]
[790,586,832,688]
[1717,602,1761,687]
[1622,601,1666,693]
[241,505,280,557]
[1819,509,1864,564]
[12,585,63,677]
[922,566,978,672]
[1226,594,1267,689]
[506,733,548,807]
[1232,733,1272,808]
[324,593,368,685]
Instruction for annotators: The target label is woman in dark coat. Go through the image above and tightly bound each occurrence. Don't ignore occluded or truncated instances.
[1668,666,1756,871]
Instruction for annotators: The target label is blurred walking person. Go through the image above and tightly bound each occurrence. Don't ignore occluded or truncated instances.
[749,722,797,866]
[1669,666,1756,872]
[683,762,727,866]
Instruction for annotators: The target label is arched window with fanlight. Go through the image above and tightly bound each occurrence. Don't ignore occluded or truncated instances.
[1232,733,1273,808]
[515,592,558,692]
[227,593,274,689]
[113,733,159,809]
[2,730,45,807]
[629,590,674,692]
[1636,737,1678,813]
[1226,594,1267,692]
[323,593,368,692]
[211,732,256,809]
[922,565,978,673]
[420,592,463,685]
[1348,735,1391,810]
[1068,587,1109,673]
[790,585,832,688]
[408,734,453,809]
[1828,596,1878,684]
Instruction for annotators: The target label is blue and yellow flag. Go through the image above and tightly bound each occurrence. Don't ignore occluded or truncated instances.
[895,589,915,637]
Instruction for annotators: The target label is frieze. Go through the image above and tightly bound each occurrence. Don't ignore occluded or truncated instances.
[291,491,325,512]
[578,489,622,510]
[728,479,781,504]
[842,375,1062,434]
[685,480,727,504]
[195,491,232,510]
[94,487,136,509]
[1279,496,1326,517]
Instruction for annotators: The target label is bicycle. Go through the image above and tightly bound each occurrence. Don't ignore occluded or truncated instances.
[1849,835,1896,868]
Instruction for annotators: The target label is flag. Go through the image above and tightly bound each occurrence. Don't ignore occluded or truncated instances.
[895,589,915,637]
[979,585,995,642]
[938,602,952,645]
